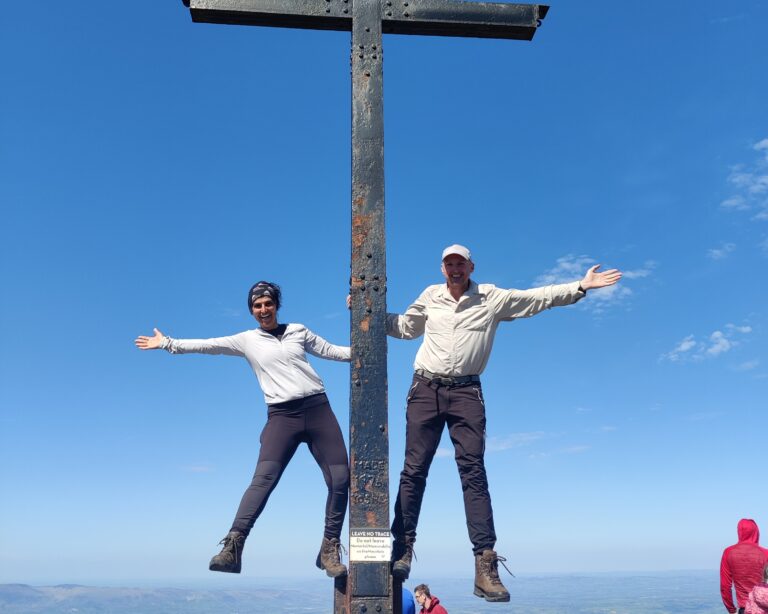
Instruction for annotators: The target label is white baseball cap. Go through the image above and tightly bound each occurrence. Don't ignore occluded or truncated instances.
[441,244,472,262]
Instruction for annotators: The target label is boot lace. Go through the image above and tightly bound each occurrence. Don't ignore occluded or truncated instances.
[402,543,417,563]
[483,552,514,585]
[324,538,347,564]
[218,534,241,563]
[393,541,416,565]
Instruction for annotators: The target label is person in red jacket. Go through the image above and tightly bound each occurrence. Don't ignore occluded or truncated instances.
[414,584,448,614]
[721,519,768,613]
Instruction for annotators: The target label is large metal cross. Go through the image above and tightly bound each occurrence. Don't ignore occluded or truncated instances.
[181,1,547,612]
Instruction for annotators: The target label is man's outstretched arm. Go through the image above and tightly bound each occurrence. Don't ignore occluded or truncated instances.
[493,264,623,319]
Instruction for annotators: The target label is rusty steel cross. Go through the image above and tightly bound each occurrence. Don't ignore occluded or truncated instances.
[181,0,547,611]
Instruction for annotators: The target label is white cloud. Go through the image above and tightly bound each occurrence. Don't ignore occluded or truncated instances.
[562,445,590,454]
[181,465,214,473]
[707,243,736,260]
[584,284,633,313]
[734,359,759,372]
[710,14,745,24]
[622,260,657,279]
[528,444,591,460]
[726,323,752,334]
[661,324,752,363]
[533,254,595,286]
[662,334,697,362]
[438,432,554,458]
[687,411,725,422]
[486,431,547,452]
[720,138,768,219]
[705,330,731,356]
[721,195,749,211]
[220,307,242,318]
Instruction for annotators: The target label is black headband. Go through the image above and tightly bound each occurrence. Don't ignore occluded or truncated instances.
[250,286,274,300]
[247,281,281,311]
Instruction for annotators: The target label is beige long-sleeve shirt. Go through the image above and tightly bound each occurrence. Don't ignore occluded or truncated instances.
[386,280,585,377]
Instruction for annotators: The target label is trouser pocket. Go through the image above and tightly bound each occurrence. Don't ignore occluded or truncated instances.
[406,382,419,403]
[471,385,485,406]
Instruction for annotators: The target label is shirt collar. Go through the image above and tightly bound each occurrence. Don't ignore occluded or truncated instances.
[439,279,479,302]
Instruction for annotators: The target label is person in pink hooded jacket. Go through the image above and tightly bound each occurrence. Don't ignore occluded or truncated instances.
[745,564,768,614]
[721,519,768,613]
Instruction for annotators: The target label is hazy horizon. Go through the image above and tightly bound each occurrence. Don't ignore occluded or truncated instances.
[0,571,726,614]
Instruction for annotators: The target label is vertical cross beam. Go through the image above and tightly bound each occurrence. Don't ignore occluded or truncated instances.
[180,2,548,611]
[346,0,391,611]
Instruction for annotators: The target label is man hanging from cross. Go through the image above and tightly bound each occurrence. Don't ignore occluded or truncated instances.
[386,244,622,602]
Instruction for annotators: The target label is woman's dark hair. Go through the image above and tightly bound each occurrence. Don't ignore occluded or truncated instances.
[247,281,282,312]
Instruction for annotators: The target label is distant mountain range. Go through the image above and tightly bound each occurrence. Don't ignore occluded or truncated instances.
[0,572,723,613]
[0,583,328,613]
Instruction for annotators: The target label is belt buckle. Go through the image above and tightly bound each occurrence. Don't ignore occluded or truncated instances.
[437,376,453,386]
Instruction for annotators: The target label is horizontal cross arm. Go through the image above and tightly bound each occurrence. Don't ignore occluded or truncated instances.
[185,0,350,32]
[183,0,548,40]
[383,0,548,40]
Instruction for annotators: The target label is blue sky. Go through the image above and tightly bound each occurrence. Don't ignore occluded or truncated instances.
[1,0,766,586]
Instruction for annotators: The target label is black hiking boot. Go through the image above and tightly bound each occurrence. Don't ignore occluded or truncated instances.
[391,537,415,581]
[316,537,347,578]
[209,531,246,574]
[473,549,511,602]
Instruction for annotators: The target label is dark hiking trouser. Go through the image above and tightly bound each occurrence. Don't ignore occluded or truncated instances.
[391,374,496,554]
[230,393,349,540]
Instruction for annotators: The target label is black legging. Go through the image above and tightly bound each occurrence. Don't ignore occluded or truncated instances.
[230,393,349,539]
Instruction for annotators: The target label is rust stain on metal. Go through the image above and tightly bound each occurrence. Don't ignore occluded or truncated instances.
[360,317,370,332]
[352,212,371,249]
[366,510,377,526]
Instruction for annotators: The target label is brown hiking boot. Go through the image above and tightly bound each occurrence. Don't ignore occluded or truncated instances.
[209,531,246,574]
[391,538,415,581]
[474,549,511,602]
[315,537,347,578]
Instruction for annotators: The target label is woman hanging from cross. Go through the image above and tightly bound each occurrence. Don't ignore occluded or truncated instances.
[135,281,350,577]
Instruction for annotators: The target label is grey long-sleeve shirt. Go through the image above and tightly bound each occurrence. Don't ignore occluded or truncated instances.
[162,323,350,405]
[386,280,585,377]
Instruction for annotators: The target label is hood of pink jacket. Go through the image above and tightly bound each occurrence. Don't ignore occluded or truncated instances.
[738,519,761,545]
